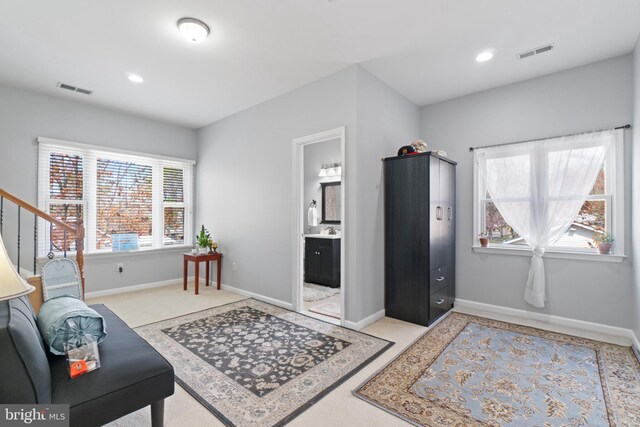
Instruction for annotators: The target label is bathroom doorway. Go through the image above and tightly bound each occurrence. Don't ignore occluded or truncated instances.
[292,127,345,326]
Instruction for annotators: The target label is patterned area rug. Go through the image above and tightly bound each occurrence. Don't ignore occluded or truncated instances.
[354,312,640,427]
[136,299,392,427]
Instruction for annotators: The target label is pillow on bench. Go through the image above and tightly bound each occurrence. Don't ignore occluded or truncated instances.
[37,296,107,355]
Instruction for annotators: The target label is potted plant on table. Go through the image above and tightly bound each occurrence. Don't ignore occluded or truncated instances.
[591,231,614,255]
[196,225,211,254]
[478,231,490,248]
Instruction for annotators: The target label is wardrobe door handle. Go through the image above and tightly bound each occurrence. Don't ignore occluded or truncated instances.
[436,276,445,282]
[435,299,445,305]
[448,207,452,220]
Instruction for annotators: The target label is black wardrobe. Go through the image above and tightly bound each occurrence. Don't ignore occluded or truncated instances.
[383,152,456,326]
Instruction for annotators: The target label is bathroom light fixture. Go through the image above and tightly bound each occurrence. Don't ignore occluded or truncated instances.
[128,74,144,83]
[319,163,341,177]
[177,17,210,43]
[476,51,494,62]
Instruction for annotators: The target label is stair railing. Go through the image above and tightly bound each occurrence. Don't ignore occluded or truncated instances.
[0,188,85,299]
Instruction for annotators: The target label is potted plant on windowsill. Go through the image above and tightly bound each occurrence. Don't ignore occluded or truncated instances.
[196,225,211,254]
[478,232,490,248]
[591,231,614,255]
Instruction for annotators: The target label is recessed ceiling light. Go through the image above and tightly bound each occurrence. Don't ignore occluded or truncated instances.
[177,17,210,43]
[476,51,494,62]
[128,74,144,83]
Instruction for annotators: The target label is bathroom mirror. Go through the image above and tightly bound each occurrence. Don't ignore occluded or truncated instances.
[321,182,341,224]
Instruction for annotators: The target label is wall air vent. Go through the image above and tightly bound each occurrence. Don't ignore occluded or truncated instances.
[56,82,93,95]
[517,43,554,60]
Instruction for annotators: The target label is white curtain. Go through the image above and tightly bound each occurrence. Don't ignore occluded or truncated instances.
[474,130,614,308]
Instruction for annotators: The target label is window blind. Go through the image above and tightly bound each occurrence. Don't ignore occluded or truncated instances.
[96,158,153,249]
[49,153,83,200]
[163,167,186,245]
[47,152,84,253]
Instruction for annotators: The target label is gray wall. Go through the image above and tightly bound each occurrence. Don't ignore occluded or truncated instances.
[196,66,359,315]
[353,67,421,321]
[196,65,420,323]
[421,54,635,328]
[303,138,341,235]
[0,85,197,292]
[632,38,640,339]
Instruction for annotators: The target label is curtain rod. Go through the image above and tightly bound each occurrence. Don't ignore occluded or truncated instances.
[468,124,631,152]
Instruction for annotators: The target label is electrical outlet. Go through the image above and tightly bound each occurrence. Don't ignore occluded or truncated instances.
[117,263,124,273]
[232,262,237,271]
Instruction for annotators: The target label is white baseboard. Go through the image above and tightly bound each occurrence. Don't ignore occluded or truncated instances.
[454,299,634,346]
[632,331,640,359]
[220,284,293,310]
[85,277,181,298]
[344,309,386,331]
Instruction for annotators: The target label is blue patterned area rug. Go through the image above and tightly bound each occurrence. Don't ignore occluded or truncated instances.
[135,298,392,427]
[354,312,640,427]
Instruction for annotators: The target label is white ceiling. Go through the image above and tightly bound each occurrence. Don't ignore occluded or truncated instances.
[0,1,638,129]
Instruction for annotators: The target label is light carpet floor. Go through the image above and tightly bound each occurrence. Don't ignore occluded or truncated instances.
[88,283,639,427]
[87,282,427,427]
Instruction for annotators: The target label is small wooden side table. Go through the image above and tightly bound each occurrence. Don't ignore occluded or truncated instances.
[183,252,222,295]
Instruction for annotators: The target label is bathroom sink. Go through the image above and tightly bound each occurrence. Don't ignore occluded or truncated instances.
[305,233,341,239]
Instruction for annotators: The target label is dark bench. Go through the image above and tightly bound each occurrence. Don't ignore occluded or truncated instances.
[0,296,174,427]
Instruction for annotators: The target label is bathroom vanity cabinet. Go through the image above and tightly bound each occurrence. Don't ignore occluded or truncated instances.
[383,152,456,326]
[304,236,341,288]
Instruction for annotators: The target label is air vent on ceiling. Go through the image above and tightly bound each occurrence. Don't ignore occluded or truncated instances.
[56,82,93,95]
[517,43,554,60]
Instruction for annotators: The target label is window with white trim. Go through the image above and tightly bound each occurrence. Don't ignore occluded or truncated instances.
[38,140,194,255]
[473,129,624,255]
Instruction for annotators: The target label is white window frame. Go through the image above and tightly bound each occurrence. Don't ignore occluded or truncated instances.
[472,129,625,263]
[37,137,195,256]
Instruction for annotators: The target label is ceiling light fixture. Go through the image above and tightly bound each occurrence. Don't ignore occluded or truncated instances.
[177,17,210,43]
[128,74,144,83]
[476,51,494,63]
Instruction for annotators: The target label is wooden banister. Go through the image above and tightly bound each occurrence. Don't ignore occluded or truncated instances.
[0,189,76,233]
[0,187,85,299]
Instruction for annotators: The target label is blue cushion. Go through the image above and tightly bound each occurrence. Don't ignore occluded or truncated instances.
[37,296,107,356]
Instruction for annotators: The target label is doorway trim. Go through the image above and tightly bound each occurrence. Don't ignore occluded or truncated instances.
[291,126,346,326]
